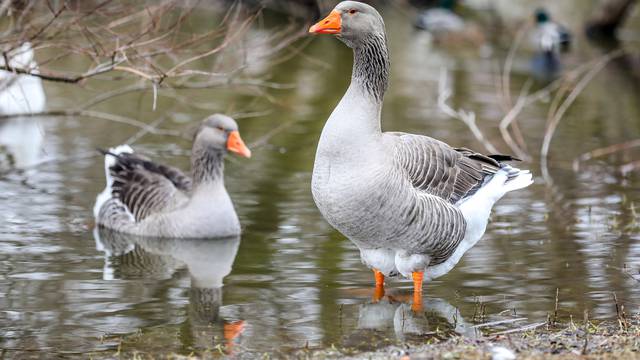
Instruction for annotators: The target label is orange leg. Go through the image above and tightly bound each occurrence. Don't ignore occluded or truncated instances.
[411,271,424,312]
[223,320,245,354]
[373,269,385,302]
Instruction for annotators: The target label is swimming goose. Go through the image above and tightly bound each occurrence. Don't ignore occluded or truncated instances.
[309,1,533,311]
[94,114,251,238]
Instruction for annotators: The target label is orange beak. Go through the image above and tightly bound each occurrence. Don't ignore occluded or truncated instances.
[226,131,251,158]
[309,10,342,34]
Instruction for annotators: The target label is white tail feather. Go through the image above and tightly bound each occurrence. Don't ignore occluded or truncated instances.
[93,145,133,219]
[427,167,533,280]
[503,169,534,193]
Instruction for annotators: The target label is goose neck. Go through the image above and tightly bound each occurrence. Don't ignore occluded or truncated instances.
[191,145,224,186]
[351,32,390,104]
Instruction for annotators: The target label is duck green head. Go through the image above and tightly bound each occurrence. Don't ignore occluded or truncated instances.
[438,0,457,10]
[535,8,550,23]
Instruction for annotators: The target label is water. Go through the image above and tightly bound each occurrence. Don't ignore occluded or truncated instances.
[1,1,640,357]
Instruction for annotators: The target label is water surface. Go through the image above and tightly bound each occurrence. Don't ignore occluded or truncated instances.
[1,1,640,357]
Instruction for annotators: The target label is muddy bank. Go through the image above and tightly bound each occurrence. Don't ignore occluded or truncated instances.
[291,315,640,360]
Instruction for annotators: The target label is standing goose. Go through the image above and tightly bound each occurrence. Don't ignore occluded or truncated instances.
[93,114,251,238]
[309,1,533,311]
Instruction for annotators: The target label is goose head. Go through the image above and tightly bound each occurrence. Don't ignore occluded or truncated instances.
[309,1,386,48]
[195,114,251,158]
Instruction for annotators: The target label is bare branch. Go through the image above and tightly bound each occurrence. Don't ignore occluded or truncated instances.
[438,68,500,154]
[573,139,640,171]
[541,50,625,181]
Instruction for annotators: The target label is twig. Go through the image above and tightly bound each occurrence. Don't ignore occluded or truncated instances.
[501,21,531,109]
[573,139,640,171]
[541,50,625,182]
[0,110,180,136]
[438,68,500,154]
[249,118,298,149]
[492,322,546,335]
[0,151,99,177]
[582,310,589,355]
[123,114,172,145]
[499,79,533,161]
[165,12,257,76]
[553,288,559,326]
[471,317,528,329]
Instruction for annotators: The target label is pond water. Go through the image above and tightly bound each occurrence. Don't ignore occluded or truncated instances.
[1,1,640,358]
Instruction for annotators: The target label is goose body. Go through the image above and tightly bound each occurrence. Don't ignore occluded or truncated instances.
[93,114,251,238]
[309,1,533,302]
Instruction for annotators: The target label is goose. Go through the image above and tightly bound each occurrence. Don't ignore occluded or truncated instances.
[0,42,46,115]
[93,114,251,238]
[0,43,46,169]
[309,1,533,311]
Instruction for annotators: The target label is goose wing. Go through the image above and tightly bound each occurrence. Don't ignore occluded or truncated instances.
[388,132,516,204]
[107,151,192,222]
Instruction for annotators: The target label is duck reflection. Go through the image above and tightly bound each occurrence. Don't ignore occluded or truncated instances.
[353,295,478,343]
[93,228,245,353]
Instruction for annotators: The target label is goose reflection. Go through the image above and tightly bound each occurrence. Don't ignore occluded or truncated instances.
[93,228,245,353]
[356,295,478,342]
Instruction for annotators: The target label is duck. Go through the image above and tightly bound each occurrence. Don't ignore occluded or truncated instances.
[93,114,251,238]
[413,0,485,48]
[414,0,464,34]
[309,1,533,311]
[529,8,571,81]
[531,8,571,54]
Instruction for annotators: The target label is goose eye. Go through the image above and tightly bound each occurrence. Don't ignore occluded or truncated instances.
[348,9,357,15]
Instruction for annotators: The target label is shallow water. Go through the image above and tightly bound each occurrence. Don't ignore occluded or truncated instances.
[1,1,640,357]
